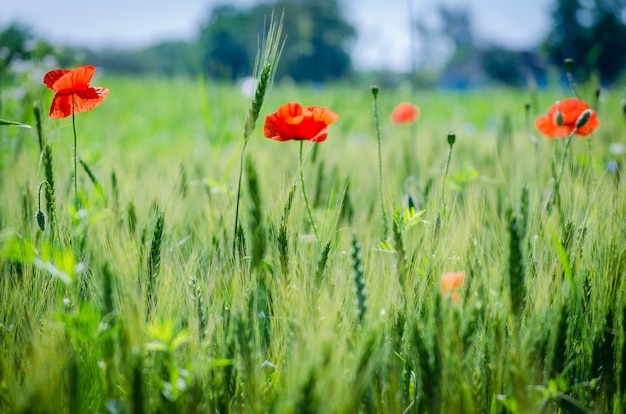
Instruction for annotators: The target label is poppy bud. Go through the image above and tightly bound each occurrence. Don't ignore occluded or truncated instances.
[564,58,574,73]
[370,85,379,98]
[447,131,456,147]
[554,111,564,126]
[621,98,626,117]
[36,210,45,231]
[575,109,592,130]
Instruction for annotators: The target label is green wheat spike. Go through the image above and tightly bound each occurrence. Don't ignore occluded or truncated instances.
[191,274,207,341]
[278,183,296,278]
[314,241,331,288]
[519,184,529,238]
[244,64,271,139]
[111,170,120,219]
[43,145,56,220]
[508,207,525,319]
[131,352,145,414]
[392,208,407,289]
[339,178,354,224]
[313,159,325,208]
[146,210,165,319]
[178,162,188,198]
[246,157,265,269]
[101,262,115,317]
[351,233,367,324]
[236,222,247,259]
[547,304,568,378]
[411,320,437,413]
[127,202,137,235]
[34,104,44,152]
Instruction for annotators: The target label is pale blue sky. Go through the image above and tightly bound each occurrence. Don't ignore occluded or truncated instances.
[1,0,552,71]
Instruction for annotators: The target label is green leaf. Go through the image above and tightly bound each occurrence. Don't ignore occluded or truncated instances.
[0,119,31,128]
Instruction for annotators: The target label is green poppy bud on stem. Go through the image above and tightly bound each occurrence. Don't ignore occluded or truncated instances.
[564,58,574,73]
[371,85,379,98]
[554,111,564,126]
[36,210,45,231]
[447,131,456,147]
[575,109,592,130]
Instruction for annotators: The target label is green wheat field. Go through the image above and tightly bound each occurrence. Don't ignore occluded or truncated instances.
[1,60,626,413]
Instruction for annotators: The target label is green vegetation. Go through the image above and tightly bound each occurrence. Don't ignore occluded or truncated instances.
[1,64,625,412]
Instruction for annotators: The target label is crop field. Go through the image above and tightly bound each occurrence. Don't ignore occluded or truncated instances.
[1,57,625,413]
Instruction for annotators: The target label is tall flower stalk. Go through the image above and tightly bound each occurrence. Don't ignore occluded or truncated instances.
[437,132,456,229]
[371,86,389,240]
[263,103,339,242]
[299,141,319,241]
[534,98,598,218]
[546,110,593,218]
[232,13,284,258]
[71,96,78,209]
[43,65,109,210]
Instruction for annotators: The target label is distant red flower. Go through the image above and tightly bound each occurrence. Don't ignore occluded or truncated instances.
[391,102,419,124]
[264,102,339,143]
[535,98,598,139]
[43,65,109,119]
[441,271,465,302]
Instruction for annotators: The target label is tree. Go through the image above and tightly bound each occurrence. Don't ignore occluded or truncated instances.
[198,0,356,82]
[199,5,253,80]
[544,0,626,83]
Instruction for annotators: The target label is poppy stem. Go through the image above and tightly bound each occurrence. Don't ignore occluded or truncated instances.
[547,130,575,218]
[437,141,453,227]
[71,95,78,211]
[300,140,319,242]
[232,139,249,258]
[371,86,389,241]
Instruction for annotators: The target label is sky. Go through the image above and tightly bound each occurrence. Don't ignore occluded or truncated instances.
[0,0,553,72]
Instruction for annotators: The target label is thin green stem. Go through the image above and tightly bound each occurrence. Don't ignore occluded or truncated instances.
[232,139,249,258]
[300,140,319,242]
[546,130,576,218]
[438,144,453,227]
[71,95,78,210]
[371,87,388,240]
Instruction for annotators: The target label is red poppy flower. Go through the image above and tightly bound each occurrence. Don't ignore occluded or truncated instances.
[441,271,465,302]
[264,103,339,143]
[43,65,109,119]
[391,102,419,124]
[535,98,599,139]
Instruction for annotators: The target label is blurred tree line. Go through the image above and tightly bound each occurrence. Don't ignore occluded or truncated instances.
[0,0,625,86]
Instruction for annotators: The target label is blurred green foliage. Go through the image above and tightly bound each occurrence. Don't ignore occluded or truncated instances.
[544,0,626,83]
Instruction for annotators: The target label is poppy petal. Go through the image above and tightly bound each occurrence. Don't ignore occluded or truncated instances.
[43,69,70,91]
[51,65,96,92]
[263,103,338,143]
[536,98,598,139]
[48,94,73,119]
[391,102,419,124]
[72,87,110,114]
[556,98,590,125]
[264,113,293,141]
